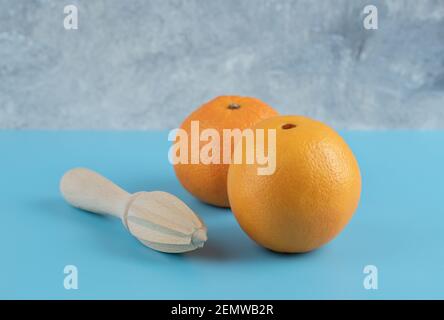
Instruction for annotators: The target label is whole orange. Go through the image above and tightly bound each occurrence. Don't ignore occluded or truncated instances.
[227,115,361,253]
[173,96,279,207]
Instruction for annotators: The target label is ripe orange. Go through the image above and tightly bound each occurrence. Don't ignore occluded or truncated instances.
[227,115,361,253]
[173,96,279,207]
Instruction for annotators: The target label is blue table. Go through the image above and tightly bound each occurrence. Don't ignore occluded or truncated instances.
[1,131,443,299]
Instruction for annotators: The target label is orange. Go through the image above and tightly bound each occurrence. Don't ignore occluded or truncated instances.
[227,115,361,253]
[173,96,279,207]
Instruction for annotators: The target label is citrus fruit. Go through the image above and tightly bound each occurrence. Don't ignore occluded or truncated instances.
[173,96,279,207]
[227,115,361,252]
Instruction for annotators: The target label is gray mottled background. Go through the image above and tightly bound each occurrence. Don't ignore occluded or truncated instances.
[1,0,443,129]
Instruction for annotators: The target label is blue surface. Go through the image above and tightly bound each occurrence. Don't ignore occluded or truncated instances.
[1,131,444,299]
